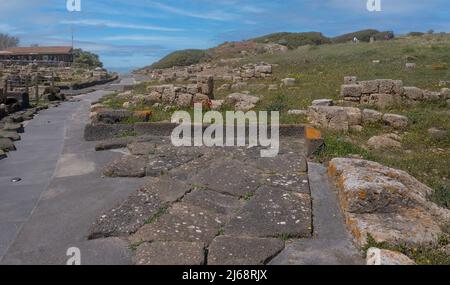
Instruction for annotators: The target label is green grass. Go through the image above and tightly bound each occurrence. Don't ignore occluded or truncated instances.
[148,49,209,69]
[242,192,255,201]
[241,36,449,210]
[316,133,375,162]
[217,228,225,236]
[252,32,331,49]
[117,130,138,138]
[278,233,291,241]
[129,241,145,251]
[315,101,450,208]
[144,207,168,225]
[131,35,450,211]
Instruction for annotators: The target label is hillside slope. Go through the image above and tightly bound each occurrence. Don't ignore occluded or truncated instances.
[142,29,395,71]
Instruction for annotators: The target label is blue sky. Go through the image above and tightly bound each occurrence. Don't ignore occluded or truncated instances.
[1,0,449,72]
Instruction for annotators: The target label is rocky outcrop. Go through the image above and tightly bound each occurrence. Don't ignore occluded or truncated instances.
[367,133,402,150]
[382,114,408,129]
[281,78,296,87]
[312,99,334,106]
[328,158,450,247]
[366,248,416,265]
[428,127,447,141]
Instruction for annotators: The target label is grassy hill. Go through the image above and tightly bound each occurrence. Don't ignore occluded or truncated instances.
[143,29,396,70]
[331,29,394,43]
[251,32,331,48]
[140,34,450,209]
[149,49,209,69]
[215,34,449,210]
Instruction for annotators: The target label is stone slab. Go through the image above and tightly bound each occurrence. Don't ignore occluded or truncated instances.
[189,159,263,197]
[208,236,284,265]
[135,241,205,265]
[225,186,312,238]
[130,203,224,244]
[183,189,244,219]
[89,177,191,239]
[103,155,148,178]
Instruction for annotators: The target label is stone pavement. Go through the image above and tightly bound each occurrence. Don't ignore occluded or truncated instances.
[0,77,143,265]
[89,135,359,265]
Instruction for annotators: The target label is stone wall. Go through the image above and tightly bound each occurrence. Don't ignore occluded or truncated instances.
[341,78,450,107]
[230,62,273,82]
[128,75,216,109]
[138,62,273,85]
[308,105,409,132]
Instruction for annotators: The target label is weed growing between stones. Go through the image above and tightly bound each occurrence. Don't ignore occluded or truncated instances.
[278,233,291,241]
[145,207,168,225]
[117,130,138,138]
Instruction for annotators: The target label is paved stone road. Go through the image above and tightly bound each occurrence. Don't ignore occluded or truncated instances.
[0,75,363,265]
[89,133,362,265]
[0,77,145,265]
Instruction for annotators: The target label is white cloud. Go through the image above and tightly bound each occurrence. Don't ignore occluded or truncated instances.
[0,23,22,34]
[240,5,265,13]
[60,19,184,32]
[101,35,208,47]
[144,1,236,21]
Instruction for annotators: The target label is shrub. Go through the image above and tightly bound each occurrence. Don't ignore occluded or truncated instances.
[0,33,19,50]
[332,29,394,43]
[150,49,209,69]
[408,32,425,37]
[73,48,103,68]
[252,32,331,49]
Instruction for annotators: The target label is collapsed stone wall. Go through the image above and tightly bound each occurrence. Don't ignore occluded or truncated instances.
[229,62,273,82]
[308,105,409,132]
[140,75,215,108]
[93,75,263,125]
[341,77,450,107]
[140,62,273,85]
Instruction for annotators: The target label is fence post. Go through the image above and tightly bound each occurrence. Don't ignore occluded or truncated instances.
[0,77,6,104]
[51,71,55,88]
[34,73,40,105]
[25,75,30,94]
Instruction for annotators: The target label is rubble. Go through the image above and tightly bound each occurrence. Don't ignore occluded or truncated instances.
[340,78,445,106]
[225,93,260,111]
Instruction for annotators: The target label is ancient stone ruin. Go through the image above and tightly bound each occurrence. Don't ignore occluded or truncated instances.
[329,158,450,247]
[139,62,273,84]
[141,75,215,109]
[307,105,409,132]
[341,77,450,107]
